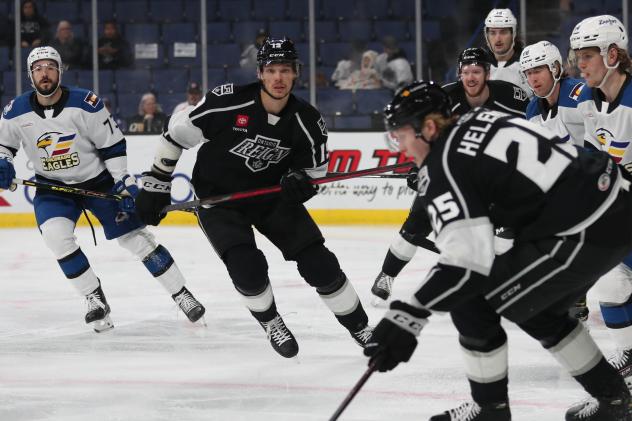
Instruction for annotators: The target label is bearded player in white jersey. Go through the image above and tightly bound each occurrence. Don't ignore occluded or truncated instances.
[571,15,632,392]
[0,47,205,332]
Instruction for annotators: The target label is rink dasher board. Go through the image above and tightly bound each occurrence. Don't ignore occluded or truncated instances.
[0,132,415,227]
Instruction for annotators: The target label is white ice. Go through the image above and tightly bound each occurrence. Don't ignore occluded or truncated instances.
[0,225,614,421]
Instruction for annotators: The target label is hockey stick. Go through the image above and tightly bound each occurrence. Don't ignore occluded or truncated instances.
[161,161,414,213]
[11,178,124,201]
[329,357,381,421]
[327,172,409,179]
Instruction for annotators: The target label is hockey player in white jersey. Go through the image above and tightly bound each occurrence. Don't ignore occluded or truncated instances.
[520,40,593,322]
[0,47,205,332]
[571,15,632,390]
[484,8,532,97]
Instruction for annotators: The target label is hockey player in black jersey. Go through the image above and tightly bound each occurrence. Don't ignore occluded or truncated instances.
[134,38,372,358]
[364,81,632,421]
[371,47,529,303]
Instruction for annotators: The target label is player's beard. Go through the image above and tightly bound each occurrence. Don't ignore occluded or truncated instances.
[464,81,485,98]
[493,44,512,57]
[35,78,59,97]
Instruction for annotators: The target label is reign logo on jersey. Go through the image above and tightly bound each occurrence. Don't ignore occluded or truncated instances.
[229,134,290,172]
[36,131,80,171]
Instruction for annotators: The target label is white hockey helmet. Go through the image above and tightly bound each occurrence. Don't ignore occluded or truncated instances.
[569,15,628,55]
[485,9,518,52]
[520,41,563,75]
[26,46,63,97]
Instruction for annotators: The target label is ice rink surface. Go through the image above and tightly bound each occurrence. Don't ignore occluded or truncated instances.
[0,225,615,421]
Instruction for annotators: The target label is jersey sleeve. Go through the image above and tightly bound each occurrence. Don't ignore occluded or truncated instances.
[292,107,329,178]
[409,163,496,312]
[0,107,21,156]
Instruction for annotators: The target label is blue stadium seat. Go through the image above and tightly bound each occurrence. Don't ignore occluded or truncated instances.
[319,42,352,66]
[152,68,189,94]
[233,21,267,46]
[76,70,115,93]
[399,41,417,63]
[0,46,10,71]
[269,21,303,41]
[125,23,160,44]
[80,1,115,22]
[422,20,440,42]
[207,22,232,43]
[207,44,241,67]
[286,0,308,20]
[426,0,456,18]
[70,22,87,40]
[2,70,31,97]
[390,0,415,19]
[334,114,371,129]
[226,67,256,85]
[182,0,218,21]
[134,44,166,69]
[603,0,622,13]
[117,92,141,119]
[150,0,185,22]
[157,92,184,115]
[115,69,152,93]
[355,89,392,114]
[1,96,8,109]
[61,69,79,88]
[294,42,310,67]
[115,0,149,23]
[374,20,410,42]
[293,89,310,103]
[167,43,201,67]
[217,0,252,21]
[355,0,392,19]
[190,68,227,87]
[162,22,197,43]
[317,89,354,114]
[45,0,79,23]
[338,20,372,42]
[253,0,286,20]
[315,20,338,42]
[320,0,356,20]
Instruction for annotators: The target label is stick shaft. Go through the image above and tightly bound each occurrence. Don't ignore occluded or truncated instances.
[328,359,379,421]
[12,178,123,201]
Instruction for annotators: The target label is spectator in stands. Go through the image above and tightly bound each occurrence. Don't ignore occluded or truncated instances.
[336,50,382,90]
[375,36,413,91]
[172,82,203,114]
[97,20,132,70]
[50,21,86,70]
[126,92,167,134]
[19,0,50,48]
[240,29,268,69]
[102,97,127,133]
[331,41,368,88]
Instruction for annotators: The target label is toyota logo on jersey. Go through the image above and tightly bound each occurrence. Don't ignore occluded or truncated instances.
[229,134,290,172]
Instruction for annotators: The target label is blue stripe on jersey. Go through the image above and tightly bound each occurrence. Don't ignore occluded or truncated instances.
[142,245,174,277]
[65,87,105,113]
[1,92,33,119]
[59,133,76,142]
[601,299,632,329]
[611,140,629,148]
[622,252,632,269]
[98,139,127,161]
[58,248,91,279]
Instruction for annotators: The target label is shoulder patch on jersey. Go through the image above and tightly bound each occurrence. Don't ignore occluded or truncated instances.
[513,86,528,101]
[83,91,99,108]
[569,82,585,101]
[317,116,328,136]
[212,83,234,96]
[417,165,430,196]
[2,99,14,116]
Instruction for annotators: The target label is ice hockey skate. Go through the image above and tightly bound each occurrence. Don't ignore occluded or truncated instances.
[259,313,299,358]
[565,393,632,421]
[350,324,373,348]
[85,285,113,333]
[371,271,394,304]
[609,349,632,390]
[429,400,511,421]
[172,287,206,323]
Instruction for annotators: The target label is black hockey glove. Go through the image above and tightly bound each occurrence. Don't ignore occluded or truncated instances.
[364,300,430,372]
[280,169,318,203]
[136,171,172,226]
[406,166,420,191]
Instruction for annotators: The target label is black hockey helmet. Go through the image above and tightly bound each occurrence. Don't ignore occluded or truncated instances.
[257,37,300,71]
[457,47,492,74]
[384,81,452,132]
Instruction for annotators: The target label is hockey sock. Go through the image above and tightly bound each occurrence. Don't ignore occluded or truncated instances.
[382,250,410,277]
[460,331,509,404]
[574,357,628,399]
[58,248,100,296]
[238,283,278,323]
[142,245,185,294]
[318,274,368,331]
